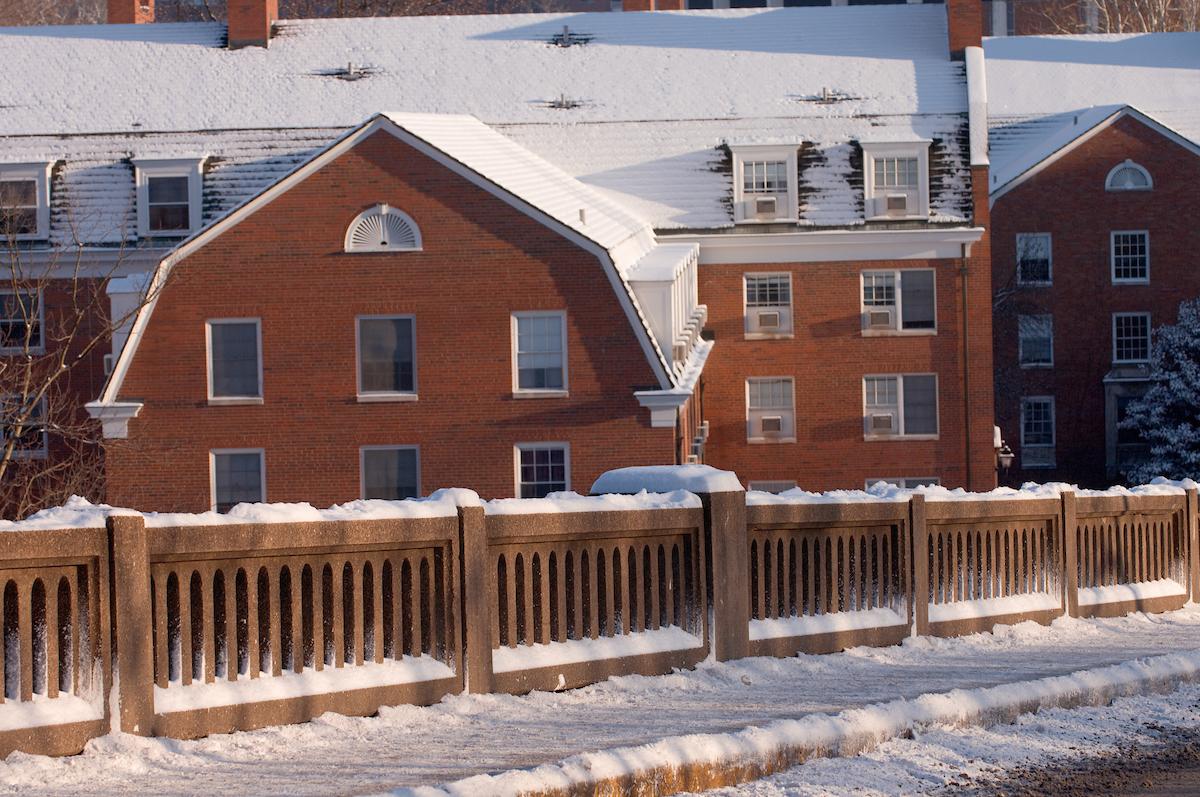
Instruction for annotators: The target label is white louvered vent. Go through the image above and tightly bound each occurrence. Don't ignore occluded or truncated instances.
[344,204,422,253]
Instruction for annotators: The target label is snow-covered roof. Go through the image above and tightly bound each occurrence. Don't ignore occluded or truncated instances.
[984,32,1200,193]
[0,5,973,233]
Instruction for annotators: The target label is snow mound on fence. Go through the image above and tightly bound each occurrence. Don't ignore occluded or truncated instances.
[590,465,742,495]
[485,490,700,516]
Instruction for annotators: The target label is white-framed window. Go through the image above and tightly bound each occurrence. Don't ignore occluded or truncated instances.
[512,311,567,396]
[1111,231,1149,283]
[515,443,569,498]
[0,290,43,353]
[356,316,416,401]
[1020,397,1055,469]
[861,142,930,220]
[210,449,266,512]
[746,377,795,443]
[865,477,941,490]
[1016,233,1052,285]
[863,374,938,439]
[344,204,423,253]
[861,269,936,334]
[731,144,798,223]
[1105,160,1153,192]
[744,273,793,337]
[134,158,204,239]
[747,480,797,494]
[1113,312,1151,363]
[2,394,47,460]
[1018,314,1054,368]
[206,319,263,403]
[0,163,51,241]
[360,446,420,500]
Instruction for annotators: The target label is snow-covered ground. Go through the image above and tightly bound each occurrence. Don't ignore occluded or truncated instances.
[696,680,1200,796]
[5,608,1200,795]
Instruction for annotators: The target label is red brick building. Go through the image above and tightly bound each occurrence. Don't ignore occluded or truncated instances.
[985,34,1200,486]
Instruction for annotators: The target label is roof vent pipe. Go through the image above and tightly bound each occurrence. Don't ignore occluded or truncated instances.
[228,0,278,49]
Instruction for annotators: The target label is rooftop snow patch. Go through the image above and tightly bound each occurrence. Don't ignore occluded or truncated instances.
[591,465,743,495]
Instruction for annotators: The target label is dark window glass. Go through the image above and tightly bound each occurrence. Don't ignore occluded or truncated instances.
[213,452,263,512]
[0,292,41,350]
[516,315,564,391]
[0,180,38,236]
[900,270,935,329]
[358,318,415,393]
[902,375,938,435]
[362,448,419,500]
[2,395,46,455]
[519,447,567,498]
[210,321,260,398]
[147,175,190,232]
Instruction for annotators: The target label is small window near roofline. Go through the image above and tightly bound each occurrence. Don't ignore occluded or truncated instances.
[134,158,204,240]
[0,163,52,241]
[345,204,422,252]
[1105,160,1152,192]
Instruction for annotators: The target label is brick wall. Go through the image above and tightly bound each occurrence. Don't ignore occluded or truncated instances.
[106,130,674,511]
[992,115,1200,486]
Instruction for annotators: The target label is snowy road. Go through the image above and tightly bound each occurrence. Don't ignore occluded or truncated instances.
[5,608,1200,795]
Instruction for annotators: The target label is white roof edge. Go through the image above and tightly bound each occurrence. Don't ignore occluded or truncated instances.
[990,106,1200,202]
[965,46,989,167]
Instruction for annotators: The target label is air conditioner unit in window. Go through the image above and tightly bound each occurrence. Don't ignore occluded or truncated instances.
[755,196,777,217]
[867,308,895,330]
[885,193,908,214]
[757,310,781,329]
[868,413,897,435]
[685,454,700,465]
[761,415,784,435]
[103,353,114,376]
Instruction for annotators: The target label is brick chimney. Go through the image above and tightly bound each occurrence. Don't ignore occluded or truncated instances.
[946,0,983,58]
[228,0,279,49]
[107,0,153,24]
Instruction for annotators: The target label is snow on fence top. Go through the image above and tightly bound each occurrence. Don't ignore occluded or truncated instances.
[591,465,744,496]
[746,477,1197,506]
[484,490,700,516]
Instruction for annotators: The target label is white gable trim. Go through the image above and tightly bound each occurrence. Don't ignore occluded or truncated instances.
[990,106,1200,205]
[98,114,672,406]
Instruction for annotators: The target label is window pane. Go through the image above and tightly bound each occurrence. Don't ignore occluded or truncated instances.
[1112,232,1148,281]
[745,275,790,307]
[743,160,787,193]
[0,292,41,350]
[148,204,190,232]
[2,395,46,454]
[1017,233,1052,284]
[864,376,898,409]
[214,452,263,512]
[210,322,260,397]
[362,448,418,500]
[148,176,189,205]
[518,446,567,498]
[1019,315,1053,365]
[899,270,935,329]
[516,315,564,390]
[1114,314,1150,362]
[359,318,415,393]
[874,157,918,189]
[1022,399,1054,446]
[0,180,37,236]
[862,272,896,307]
[748,378,793,410]
[902,375,937,435]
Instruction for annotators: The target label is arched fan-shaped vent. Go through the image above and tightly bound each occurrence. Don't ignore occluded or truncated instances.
[344,204,422,253]
[1105,160,1153,192]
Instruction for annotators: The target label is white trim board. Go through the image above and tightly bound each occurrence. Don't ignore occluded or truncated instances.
[664,227,984,265]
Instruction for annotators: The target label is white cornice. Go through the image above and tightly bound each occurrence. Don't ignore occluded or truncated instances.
[663,227,985,265]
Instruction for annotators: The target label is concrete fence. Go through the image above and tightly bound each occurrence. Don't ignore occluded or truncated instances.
[1,483,1197,758]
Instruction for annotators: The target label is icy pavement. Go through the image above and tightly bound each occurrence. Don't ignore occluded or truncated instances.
[6,608,1200,795]
[695,677,1200,796]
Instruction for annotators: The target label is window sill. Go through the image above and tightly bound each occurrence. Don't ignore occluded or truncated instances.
[863,434,940,442]
[1020,363,1054,369]
[861,328,937,338]
[1112,280,1150,286]
[1113,360,1150,367]
[8,450,48,461]
[1018,282,1053,288]
[0,347,46,356]
[513,390,569,400]
[747,437,797,445]
[207,397,264,406]
[734,217,799,225]
[744,332,794,341]
[357,393,418,403]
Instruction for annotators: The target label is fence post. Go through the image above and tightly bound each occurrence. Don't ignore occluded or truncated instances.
[458,506,493,694]
[1187,488,1199,604]
[909,495,929,637]
[107,514,155,735]
[703,490,749,662]
[1061,490,1079,618]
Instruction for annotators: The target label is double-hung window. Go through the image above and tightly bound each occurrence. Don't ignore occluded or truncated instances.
[1018,314,1054,367]
[732,145,797,223]
[357,316,416,400]
[1016,233,1052,285]
[512,312,567,395]
[1020,397,1055,468]
[1111,231,1149,283]
[861,142,930,219]
[861,269,935,333]
[1113,313,1151,364]
[744,273,792,337]
[134,158,203,239]
[211,449,265,512]
[2,394,47,459]
[361,446,420,500]
[746,377,795,442]
[207,319,262,402]
[863,374,938,438]
[0,291,42,353]
[516,443,569,498]
[0,163,50,240]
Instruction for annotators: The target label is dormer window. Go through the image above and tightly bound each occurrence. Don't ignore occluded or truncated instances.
[861,142,930,220]
[0,163,51,241]
[731,145,798,224]
[134,158,204,239]
[1106,160,1152,192]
